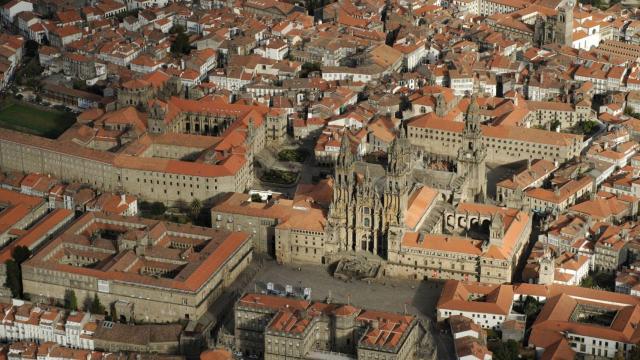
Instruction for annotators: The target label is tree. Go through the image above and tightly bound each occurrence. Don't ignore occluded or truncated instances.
[385,28,399,46]
[16,57,43,87]
[24,40,39,58]
[300,62,321,78]
[72,79,88,91]
[12,246,31,264]
[170,27,191,55]
[64,289,78,310]
[579,120,598,135]
[399,95,411,112]
[625,106,640,118]
[90,294,105,314]
[493,340,520,360]
[150,201,166,216]
[581,275,594,288]
[169,25,185,34]
[4,246,32,298]
[189,199,202,221]
[629,346,640,360]
[110,303,118,322]
[4,260,22,298]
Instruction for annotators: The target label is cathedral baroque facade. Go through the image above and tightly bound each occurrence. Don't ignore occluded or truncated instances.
[325,128,415,259]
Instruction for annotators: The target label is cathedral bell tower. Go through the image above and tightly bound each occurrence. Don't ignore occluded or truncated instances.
[457,95,487,203]
[556,0,574,46]
[383,126,412,257]
[327,131,355,252]
[384,127,411,227]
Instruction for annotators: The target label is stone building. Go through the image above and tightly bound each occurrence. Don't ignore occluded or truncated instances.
[533,0,574,47]
[0,93,287,204]
[406,113,582,165]
[63,53,102,81]
[455,97,487,203]
[211,187,328,258]
[116,70,179,110]
[211,100,533,284]
[93,322,183,354]
[386,202,532,283]
[22,212,253,323]
[234,293,424,359]
[0,129,253,204]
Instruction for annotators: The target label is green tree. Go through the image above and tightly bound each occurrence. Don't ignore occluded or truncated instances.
[579,120,598,135]
[581,275,594,288]
[399,95,411,112]
[625,106,640,118]
[169,25,185,34]
[111,303,118,322]
[523,296,541,317]
[72,79,88,91]
[170,27,191,55]
[189,199,202,221]
[16,57,42,87]
[300,62,321,78]
[493,340,520,360]
[175,199,188,213]
[150,201,166,216]
[90,294,105,314]
[4,259,22,298]
[24,40,39,58]
[629,346,640,360]
[4,246,32,298]
[64,289,78,310]
[12,246,31,264]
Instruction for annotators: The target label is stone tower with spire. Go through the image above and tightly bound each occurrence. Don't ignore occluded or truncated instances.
[327,131,355,253]
[383,125,412,257]
[457,96,487,203]
[384,126,412,228]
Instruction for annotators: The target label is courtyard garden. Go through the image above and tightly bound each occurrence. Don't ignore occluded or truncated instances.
[277,148,308,163]
[0,100,75,139]
[260,169,299,185]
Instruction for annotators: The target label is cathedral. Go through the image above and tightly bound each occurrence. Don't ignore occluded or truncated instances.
[324,96,490,261]
[211,95,532,283]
